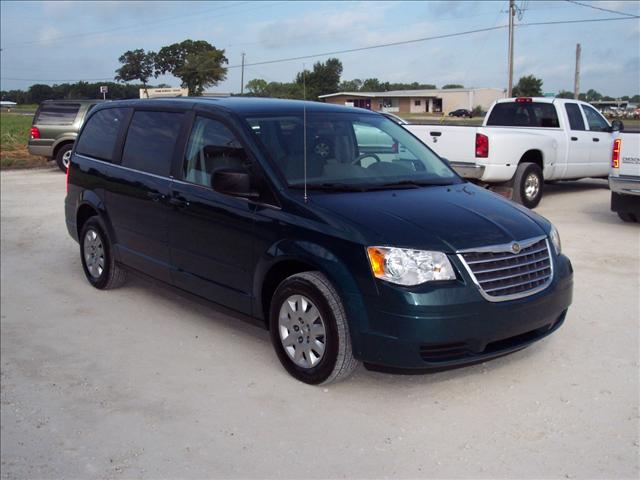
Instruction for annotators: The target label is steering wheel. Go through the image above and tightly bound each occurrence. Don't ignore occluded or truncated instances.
[351,153,381,166]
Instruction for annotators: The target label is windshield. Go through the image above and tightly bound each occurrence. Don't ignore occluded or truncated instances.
[244,112,460,190]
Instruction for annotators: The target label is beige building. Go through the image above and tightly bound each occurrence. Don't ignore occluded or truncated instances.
[319,88,506,114]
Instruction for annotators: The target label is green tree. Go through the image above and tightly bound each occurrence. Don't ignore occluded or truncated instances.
[360,78,387,92]
[556,90,574,99]
[245,78,268,96]
[387,82,436,90]
[28,84,54,103]
[115,49,156,97]
[584,89,603,102]
[338,78,363,91]
[295,58,343,99]
[630,95,640,103]
[442,84,464,89]
[155,40,228,96]
[512,75,543,97]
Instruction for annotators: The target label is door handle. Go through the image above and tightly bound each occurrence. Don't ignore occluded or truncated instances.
[571,137,578,141]
[430,131,442,137]
[592,138,600,142]
[147,192,166,202]
[168,196,190,208]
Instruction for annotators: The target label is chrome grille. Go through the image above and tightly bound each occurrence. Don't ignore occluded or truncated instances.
[457,236,553,302]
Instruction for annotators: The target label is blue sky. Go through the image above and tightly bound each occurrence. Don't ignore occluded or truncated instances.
[1,0,639,96]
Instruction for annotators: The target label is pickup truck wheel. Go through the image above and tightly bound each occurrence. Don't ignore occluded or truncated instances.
[80,217,127,289]
[269,271,358,385]
[55,144,73,172]
[512,162,543,209]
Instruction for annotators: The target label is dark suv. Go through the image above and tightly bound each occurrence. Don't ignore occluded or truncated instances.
[65,97,573,384]
[28,99,103,171]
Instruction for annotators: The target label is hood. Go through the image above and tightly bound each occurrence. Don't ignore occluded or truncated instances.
[306,183,549,252]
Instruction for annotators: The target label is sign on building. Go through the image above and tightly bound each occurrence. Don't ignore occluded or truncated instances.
[140,87,189,99]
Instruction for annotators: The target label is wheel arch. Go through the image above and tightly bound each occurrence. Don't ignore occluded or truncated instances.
[519,149,544,173]
[75,191,118,248]
[253,240,370,357]
[52,138,76,158]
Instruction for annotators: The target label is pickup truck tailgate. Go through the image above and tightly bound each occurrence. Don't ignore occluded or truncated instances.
[406,125,480,177]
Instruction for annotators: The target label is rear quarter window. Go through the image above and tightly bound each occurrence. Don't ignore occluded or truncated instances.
[121,110,185,177]
[34,103,81,125]
[487,102,560,128]
[75,108,128,162]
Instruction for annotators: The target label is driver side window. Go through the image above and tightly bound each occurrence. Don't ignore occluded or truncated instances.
[183,116,249,187]
[581,105,610,132]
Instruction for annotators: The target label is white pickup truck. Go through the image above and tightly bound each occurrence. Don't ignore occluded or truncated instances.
[609,133,640,222]
[406,97,624,208]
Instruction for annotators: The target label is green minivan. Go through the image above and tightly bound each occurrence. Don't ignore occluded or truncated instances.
[28,99,103,171]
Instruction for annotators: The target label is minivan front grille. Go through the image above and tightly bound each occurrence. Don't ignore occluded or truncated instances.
[457,236,553,302]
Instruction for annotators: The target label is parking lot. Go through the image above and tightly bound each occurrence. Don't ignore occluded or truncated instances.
[1,168,638,479]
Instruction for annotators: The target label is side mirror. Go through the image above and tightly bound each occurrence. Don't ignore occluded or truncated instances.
[212,168,259,199]
[611,120,624,132]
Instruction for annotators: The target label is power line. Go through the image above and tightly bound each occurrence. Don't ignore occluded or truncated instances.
[1,15,638,83]
[564,0,639,18]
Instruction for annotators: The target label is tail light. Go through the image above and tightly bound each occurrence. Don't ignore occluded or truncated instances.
[612,138,621,168]
[475,133,489,158]
[515,97,533,103]
[30,127,40,139]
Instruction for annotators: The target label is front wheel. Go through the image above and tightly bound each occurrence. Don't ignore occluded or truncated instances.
[617,211,638,223]
[269,272,358,385]
[55,144,73,172]
[511,162,544,209]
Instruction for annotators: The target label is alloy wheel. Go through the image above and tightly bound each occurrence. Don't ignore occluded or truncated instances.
[83,229,105,279]
[278,294,327,369]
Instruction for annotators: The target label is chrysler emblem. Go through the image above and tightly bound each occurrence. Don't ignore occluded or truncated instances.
[511,242,521,254]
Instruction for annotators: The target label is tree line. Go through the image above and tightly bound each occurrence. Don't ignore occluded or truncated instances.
[1,38,638,104]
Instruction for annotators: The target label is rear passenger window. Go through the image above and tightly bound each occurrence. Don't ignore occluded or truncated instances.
[121,111,184,176]
[75,108,128,162]
[183,116,249,187]
[564,103,585,131]
[34,102,80,125]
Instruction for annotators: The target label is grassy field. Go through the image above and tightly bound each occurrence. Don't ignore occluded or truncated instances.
[0,112,49,169]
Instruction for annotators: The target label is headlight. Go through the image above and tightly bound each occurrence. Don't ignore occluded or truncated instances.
[366,246,456,286]
[549,224,561,254]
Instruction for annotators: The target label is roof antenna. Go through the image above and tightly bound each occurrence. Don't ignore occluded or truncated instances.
[303,63,308,203]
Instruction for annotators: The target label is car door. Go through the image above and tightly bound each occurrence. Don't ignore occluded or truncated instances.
[563,102,592,178]
[106,108,186,283]
[168,114,257,315]
[581,104,614,177]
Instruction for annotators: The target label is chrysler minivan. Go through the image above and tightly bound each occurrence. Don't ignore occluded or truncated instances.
[65,98,574,384]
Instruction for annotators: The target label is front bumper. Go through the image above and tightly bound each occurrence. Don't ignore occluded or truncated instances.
[354,253,573,370]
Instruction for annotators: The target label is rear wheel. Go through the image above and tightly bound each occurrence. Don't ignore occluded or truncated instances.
[79,217,126,289]
[269,272,358,384]
[511,162,544,209]
[55,144,73,172]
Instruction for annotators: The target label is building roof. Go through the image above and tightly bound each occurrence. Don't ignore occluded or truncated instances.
[318,87,505,99]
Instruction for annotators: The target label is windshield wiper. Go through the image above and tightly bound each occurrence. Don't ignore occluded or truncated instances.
[290,182,367,192]
[366,180,453,191]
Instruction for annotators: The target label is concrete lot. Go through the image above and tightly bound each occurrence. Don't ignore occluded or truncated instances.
[1,168,638,479]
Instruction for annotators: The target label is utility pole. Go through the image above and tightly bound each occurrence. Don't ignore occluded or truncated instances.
[507,0,515,97]
[240,52,246,95]
[574,43,581,100]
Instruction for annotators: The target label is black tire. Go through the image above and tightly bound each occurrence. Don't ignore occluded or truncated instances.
[617,211,638,223]
[55,143,73,173]
[511,162,544,209]
[79,217,126,289]
[269,271,358,385]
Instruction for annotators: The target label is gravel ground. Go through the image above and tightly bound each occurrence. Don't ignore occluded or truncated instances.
[1,168,638,479]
